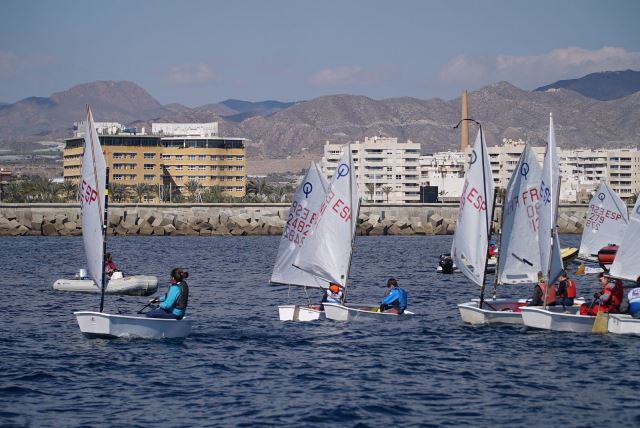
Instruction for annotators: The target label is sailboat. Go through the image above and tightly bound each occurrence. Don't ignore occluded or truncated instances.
[607,198,640,334]
[271,162,330,321]
[520,114,593,332]
[74,106,192,339]
[294,145,413,321]
[574,181,629,272]
[458,144,541,324]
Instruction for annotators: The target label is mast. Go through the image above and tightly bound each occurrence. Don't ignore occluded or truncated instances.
[477,125,492,309]
[491,190,505,298]
[342,143,355,304]
[99,167,110,313]
[542,113,559,309]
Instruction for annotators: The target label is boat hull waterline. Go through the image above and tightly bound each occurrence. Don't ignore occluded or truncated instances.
[607,314,640,335]
[322,302,414,321]
[458,299,528,325]
[54,275,158,296]
[74,311,192,339]
[278,304,325,321]
[520,306,595,333]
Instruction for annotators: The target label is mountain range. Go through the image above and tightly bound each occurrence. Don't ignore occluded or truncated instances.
[1,70,639,158]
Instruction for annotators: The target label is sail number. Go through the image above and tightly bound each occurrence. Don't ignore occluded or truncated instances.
[459,180,487,212]
[285,200,319,246]
[504,187,540,232]
[320,189,353,222]
[80,180,98,208]
[586,205,622,231]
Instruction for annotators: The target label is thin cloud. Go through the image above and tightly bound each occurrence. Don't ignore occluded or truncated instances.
[309,65,398,86]
[168,64,215,84]
[440,46,640,89]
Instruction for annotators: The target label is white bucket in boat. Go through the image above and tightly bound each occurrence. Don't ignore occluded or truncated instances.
[111,271,123,280]
[78,268,88,279]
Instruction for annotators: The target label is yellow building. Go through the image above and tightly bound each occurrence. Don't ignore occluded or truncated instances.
[63,133,247,200]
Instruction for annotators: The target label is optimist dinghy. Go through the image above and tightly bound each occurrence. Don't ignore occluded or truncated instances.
[73,106,191,339]
[271,162,329,321]
[294,145,414,322]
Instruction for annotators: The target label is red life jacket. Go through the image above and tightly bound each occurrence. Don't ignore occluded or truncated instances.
[566,279,576,298]
[538,283,556,305]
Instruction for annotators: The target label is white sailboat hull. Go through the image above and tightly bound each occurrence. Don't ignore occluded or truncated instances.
[54,275,158,296]
[278,304,325,321]
[74,311,192,339]
[458,299,528,325]
[607,314,640,335]
[520,306,595,332]
[323,302,414,321]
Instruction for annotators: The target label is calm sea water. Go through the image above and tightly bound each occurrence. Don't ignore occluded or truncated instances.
[1,234,640,427]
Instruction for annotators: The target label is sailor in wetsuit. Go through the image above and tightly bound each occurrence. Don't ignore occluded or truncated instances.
[146,268,189,320]
[379,278,408,314]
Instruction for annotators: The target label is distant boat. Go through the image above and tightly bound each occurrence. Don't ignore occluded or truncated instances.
[271,162,329,321]
[575,181,628,266]
[73,106,191,339]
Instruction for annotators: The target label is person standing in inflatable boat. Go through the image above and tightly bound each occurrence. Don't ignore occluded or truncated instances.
[146,268,189,320]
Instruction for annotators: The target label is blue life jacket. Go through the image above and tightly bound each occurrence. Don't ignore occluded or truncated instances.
[381,286,408,313]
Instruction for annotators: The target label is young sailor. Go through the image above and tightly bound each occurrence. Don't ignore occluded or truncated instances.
[379,278,408,314]
[320,283,344,309]
[146,268,189,320]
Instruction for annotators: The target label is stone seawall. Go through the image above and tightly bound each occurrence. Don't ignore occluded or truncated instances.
[0,203,592,237]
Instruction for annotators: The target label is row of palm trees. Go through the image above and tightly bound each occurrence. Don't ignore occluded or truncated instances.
[0,176,297,204]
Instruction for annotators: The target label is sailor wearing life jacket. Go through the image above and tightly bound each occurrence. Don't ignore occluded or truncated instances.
[146,268,189,320]
[529,272,556,307]
[379,278,408,314]
[580,273,623,316]
[555,270,576,308]
[321,283,343,309]
[628,278,640,318]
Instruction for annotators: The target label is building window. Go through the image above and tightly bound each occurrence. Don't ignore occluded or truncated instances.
[144,153,155,159]
[113,174,123,180]
[210,165,217,171]
[188,155,196,160]
[236,186,243,191]
[235,166,243,171]
[144,164,154,170]
[226,155,234,160]
[236,155,244,160]
[188,175,197,180]
[161,155,171,160]
[198,155,206,160]
[175,165,183,171]
[188,165,196,171]
[236,176,243,182]
[113,153,124,159]
[210,155,218,160]
[144,174,155,180]
[175,176,183,181]
[175,155,183,160]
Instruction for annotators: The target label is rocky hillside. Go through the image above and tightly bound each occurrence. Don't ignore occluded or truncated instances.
[1,74,639,158]
[535,69,640,101]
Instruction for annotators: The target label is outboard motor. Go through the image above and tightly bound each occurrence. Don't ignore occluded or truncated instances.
[439,254,454,274]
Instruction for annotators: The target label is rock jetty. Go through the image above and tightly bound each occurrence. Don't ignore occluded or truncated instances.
[0,203,592,237]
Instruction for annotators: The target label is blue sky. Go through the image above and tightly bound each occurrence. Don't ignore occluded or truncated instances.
[1,0,639,106]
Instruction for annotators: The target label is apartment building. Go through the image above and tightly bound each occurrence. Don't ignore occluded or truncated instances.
[419,151,467,203]
[63,122,247,200]
[321,137,421,203]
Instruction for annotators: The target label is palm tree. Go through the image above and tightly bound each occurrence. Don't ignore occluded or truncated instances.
[246,178,272,199]
[365,183,375,202]
[61,180,78,202]
[382,185,393,203]
[201,186,227,203]
[185,179,204,202]
[109,183,128,202]
[131,183,156,203]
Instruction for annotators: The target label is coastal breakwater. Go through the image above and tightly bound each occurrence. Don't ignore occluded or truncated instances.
[0,203,592,237]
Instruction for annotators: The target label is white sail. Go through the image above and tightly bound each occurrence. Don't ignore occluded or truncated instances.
[270,162,329,288]
[451,129,494,287]
[538,113,564,284]
[609,199,640,281]
[80,106,107,288]
[294,146,359,287]
[497,145,542,284]
[578,181,629,258]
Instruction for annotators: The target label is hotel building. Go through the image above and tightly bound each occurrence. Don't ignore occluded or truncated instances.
[321,137,421,203]
[63,122,247,200]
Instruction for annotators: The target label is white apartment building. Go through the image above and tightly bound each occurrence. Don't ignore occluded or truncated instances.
[419,151,467,202]
[321,137,421,203]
